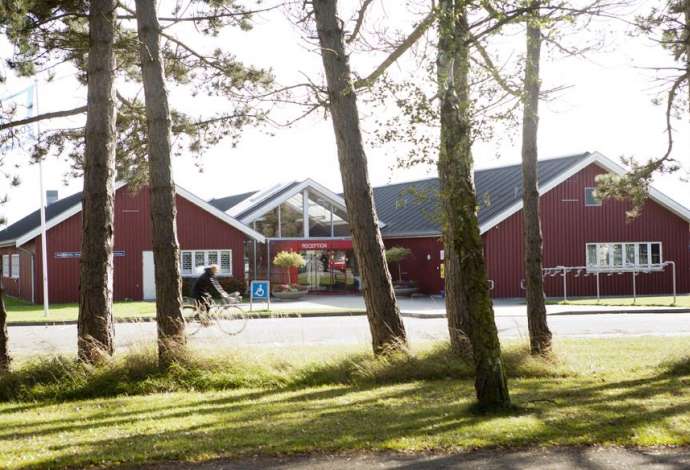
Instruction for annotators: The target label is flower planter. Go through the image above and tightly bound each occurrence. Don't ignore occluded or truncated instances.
[394,286,419,297]
[272,289,307,301]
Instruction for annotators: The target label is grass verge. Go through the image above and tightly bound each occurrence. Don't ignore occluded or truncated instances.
[0,338,689,469]
[550,294,690,308]
[4,296,362,324]
[4,297,157,323]
[0,341,565,402]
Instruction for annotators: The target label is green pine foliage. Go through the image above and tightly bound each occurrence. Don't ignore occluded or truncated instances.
[0,1,276,185]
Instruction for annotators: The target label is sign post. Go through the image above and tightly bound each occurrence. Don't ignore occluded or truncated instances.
[249,280,270,312]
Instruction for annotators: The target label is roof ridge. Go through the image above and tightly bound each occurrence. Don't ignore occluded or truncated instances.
[371,152,591,190]
[474,152,590,174]
[209,189,257,204]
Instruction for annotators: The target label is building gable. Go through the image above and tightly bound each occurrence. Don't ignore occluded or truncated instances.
[234,179,350,226]
[0,183,264,248]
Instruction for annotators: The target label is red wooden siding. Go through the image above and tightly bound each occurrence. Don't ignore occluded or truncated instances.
[0,243,35,302]
[483,163,690,298]
[29,186,249,304]
[383,237,444,294]
[384,162,690,298]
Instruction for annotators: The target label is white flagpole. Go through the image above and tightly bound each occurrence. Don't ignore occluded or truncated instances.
[34,81,50,317]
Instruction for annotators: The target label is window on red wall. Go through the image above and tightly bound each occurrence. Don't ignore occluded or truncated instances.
[10,254,20,278]
[586,242,663,271]
[1,255,9,278]
[180,250,232,277]
[584,187,602,206]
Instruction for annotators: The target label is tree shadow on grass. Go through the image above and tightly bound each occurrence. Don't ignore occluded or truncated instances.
[3,350,690,469]
[7,356,690,470]
[0,342,567,404]
[290,342,569,388]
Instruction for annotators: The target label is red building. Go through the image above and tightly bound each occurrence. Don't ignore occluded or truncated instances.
[209,151,690,298]
[2,151,689,303]
[0,184,264,303]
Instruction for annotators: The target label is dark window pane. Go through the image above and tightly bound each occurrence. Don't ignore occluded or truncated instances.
[585,187,601,206]
[651,243,661,264]
[638,243,649,265]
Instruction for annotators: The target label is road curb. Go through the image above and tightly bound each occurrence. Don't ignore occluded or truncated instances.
[549,308,690,315]
[401,312,446,319]
[9,308,689,326]
[402,308,690,319]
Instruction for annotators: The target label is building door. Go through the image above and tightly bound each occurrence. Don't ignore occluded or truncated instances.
[301,251,323,291]
[142,251,156,300]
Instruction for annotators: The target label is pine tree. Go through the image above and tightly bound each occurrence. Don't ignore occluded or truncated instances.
[311,0,408,353]
[521,0,552,355]
[77,0,118,363]
[437,0,510,408]
[0,1,274,363]
[134,0,186,366]
[0,278,9,372]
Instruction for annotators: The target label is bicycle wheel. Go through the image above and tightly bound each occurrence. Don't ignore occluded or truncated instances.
[210,304,248,336]
[182,299,203,336]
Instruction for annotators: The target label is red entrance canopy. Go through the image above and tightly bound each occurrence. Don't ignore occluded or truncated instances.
[270,239,353,251]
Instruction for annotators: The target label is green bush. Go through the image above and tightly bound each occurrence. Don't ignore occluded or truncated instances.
[273,251,305,269]
[384,246,412,263]
[385,246,412,282]
[273,251,305,285]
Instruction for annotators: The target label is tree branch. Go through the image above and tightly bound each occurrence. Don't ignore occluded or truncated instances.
[0,105,86,131]
[116,4,283,22]
[346,0,376,44]
[353,10,436,90]
[471,38,521,97]
[662,72,688,161]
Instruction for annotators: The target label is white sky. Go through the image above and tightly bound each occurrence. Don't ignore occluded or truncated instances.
[1,1,688,226]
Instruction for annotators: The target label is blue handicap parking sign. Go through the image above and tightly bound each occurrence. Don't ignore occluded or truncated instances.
[250,280,270,300]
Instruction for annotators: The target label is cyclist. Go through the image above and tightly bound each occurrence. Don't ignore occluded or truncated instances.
[192,264,229,314]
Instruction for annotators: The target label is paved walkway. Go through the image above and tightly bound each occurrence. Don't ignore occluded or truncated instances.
[135,447,690,469]
[246,295,688,318]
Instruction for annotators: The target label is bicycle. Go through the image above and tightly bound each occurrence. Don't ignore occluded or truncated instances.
[182,293,249,336]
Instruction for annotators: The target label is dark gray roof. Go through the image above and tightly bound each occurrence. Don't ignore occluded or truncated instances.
[375,153,591,237]
[0,190,83,245]
[207,153,592,238]
[208,190,257,212]
[234,181,301,220]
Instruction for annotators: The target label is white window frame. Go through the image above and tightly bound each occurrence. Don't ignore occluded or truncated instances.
[585,242,663,272]
[10,254,20,279]
[584,187,602,207]
[179,249,232,277]
[1,255,9,278]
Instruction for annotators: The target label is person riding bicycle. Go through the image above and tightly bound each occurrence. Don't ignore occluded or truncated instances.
[192,264,229,314]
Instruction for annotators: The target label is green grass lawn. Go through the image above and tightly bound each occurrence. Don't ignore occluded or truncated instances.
[3,296,363,324]
[1,337,690,469]
[4,296,157,323]
[553,294,690,308]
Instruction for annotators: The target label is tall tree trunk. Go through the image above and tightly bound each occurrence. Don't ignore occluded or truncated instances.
[437,0,510,408]
[443,237,472,358]
[0,282,9,372]
[78,0,117,363]
[521,1,552,355]
[312,0,407,354]
[135,0,186,367]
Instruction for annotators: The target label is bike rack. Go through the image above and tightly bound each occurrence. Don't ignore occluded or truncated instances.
[543,261,677,304]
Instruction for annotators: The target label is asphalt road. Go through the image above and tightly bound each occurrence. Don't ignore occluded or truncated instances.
[8,311,690,357]
[134,447,690,470]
